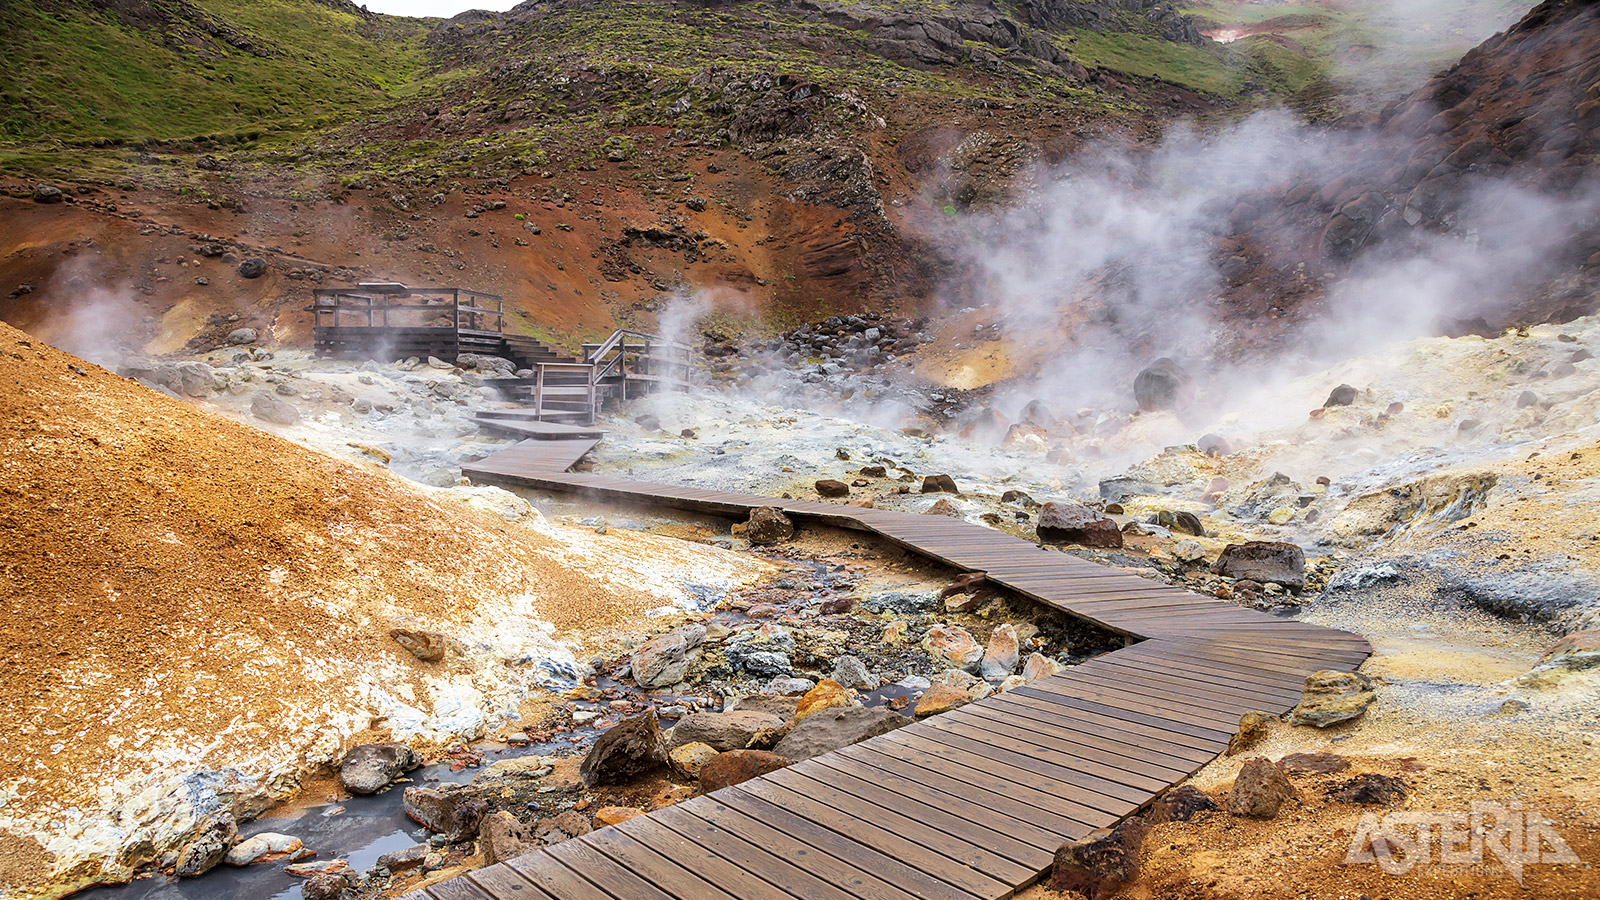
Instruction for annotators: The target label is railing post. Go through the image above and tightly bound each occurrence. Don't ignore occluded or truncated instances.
[534,364,545,421]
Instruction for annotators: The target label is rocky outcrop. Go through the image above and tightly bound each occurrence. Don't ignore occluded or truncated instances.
[668,709,787,751]
[631,624,706,689]
[1036,501,1123,549]
[1214,541,1306,591]
[579,710,669,787]
[339,742,419,794]
[403,785,488,841]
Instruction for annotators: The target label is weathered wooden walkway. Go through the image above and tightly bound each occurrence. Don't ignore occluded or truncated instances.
[407,436,1370,900]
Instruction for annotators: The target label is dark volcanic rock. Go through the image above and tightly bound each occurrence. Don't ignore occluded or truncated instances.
[921,473,960,493]
[580,710,669,787]
[815,479,850,497]
[1049,816,1148,900]
[746,507,794,544]
[32,184,64,204]
[1037,501,1123,548]
[237,257,268,278]
[1149,786,1216,823]
[1330,773,1409,804]
[1324,383,1359,407]
[1214,541,1305,590]
[1133,357,1193,412]
[302,873,352,900]
[1280,752,1351,774]
[339,742,420,794]
[697,749,792,792]
[174,813,236,877]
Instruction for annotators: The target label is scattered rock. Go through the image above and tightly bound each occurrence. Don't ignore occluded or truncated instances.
[340,742,420,794]
[1173,539,1206,563]
[175,814,237,877]
[921,474,959,493]
[32,184,64,204]
[1227,757,1298,819]
[913,683,972,717]
[1521,629,1600,684]
[531,810,592,845]
[794,678,855,722]
[1324,383,1359,407]
[375,843,427,873]
[389,627,447,662]
[669,709,786,751]
[1022,652,1063,681]
[818,596,855,615]
[746,507,795,544]
[1149,786,1216,823]
[1050,816,1148,900]
[669,742,720,779]
[479,811,535,866]
[980,623,1020,681]
[1154,510,1205,536]
[925,498,961,517]
[1279,752,1350,774]
[1329,773,1408,804]
[302,874,351,900]
[402,785,488,841]
[921,623,983,668]
[226,327,258,346]
[579,710,669,787]
[772,706,908,760]
[1289,671,1377,727]
[225,832,303,866]
[1226,711,1273,756]
[1213,541,1305,591]
[250,391,300,426]
[1037,501,1123,549]
[697,749,791,792]
[831,656,874,689]
[1196,433,1231,457]
[631,624,706,689]
[238,257,268,279]
[1133,357,1193,412]
[594,806,645,827]
[815,479,850,497]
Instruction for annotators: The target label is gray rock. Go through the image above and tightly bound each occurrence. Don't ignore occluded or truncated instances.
[764,676,814,695]
[831,656,874,689]
[772,706,909,760]
[860,591,938,614]
[224,832,302,866]
[735,650,792,677]
[238,257,268,279]
[1037,501,1122,549]
[1324,383,1359,407]
[340,742,420,794]
[631,624,706,689]
[227,327,258,345]
[669,710,787,751]
[402,785,487,841]
[175,362,221,397]
[301,873,351,900]
[1214,541,1305,591]
[174,813,237,877]
[32,184,64,204]
[375,842,427,873]
[250,391,300,425]
[1133,357,1192,412]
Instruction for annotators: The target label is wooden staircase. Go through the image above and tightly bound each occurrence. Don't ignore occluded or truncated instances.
[480,329,695,426]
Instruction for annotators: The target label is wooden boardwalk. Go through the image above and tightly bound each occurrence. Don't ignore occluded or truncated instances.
[407,437,1370,900]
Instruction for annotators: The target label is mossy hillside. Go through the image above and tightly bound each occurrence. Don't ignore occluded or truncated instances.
[0,0,434,142]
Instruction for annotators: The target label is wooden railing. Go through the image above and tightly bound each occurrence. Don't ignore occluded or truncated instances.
[583,329,695,389]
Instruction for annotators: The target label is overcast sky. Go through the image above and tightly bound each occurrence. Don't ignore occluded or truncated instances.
[361,0,522,17]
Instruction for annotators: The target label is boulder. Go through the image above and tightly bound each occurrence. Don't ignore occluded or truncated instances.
[227,327,258,345]
[479,811,535,866]
[979,624,1020,681]
[631,624,706,689]
[175,813,237,877]
[389,627,447,662]
[1196,433,1231,457]
[1213,541,1305,591]
[250,391,300,426]
[1037,502,1123,549]
[1154,510,1204,536]
[668,710,786,751]
[669,742,720,779]
[772,706,909,760]
[913,683,972,717]
[831,656,874,689]
[1133,357,1192,412]
[697,750,791,793]
[579,710,669,787]
[1227,757,1297,819]
[1324,383,1359,407]
[1149,786,1216,823]
[339,742,420,795]
[32,184,64,204]
[1330,773,1408,804]
[224,832,303,866]
[375,843,427,873]
[815,479,850,498]
[1049,816,1148,900]
[794,679,855,723]
[302,874,351,900]
[1289,671,1376,726]
[403,785,488,841]
[594,806,645,827]
[746,507,794,544]
[921,624,983,668]
[1022,652,1063,681]
[238,257,268,279]
[921,473,960,493]
[733,693,802,718]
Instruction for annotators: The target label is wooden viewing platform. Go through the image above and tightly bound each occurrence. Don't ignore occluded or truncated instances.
[408,434,1371,900]
[308,284,695,424]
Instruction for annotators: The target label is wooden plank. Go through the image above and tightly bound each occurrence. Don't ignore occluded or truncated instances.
[426,878,499,900]
[466,866,558,900]
[503,853,622,900]
[580,826,744,900]
[541,837,679,900]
